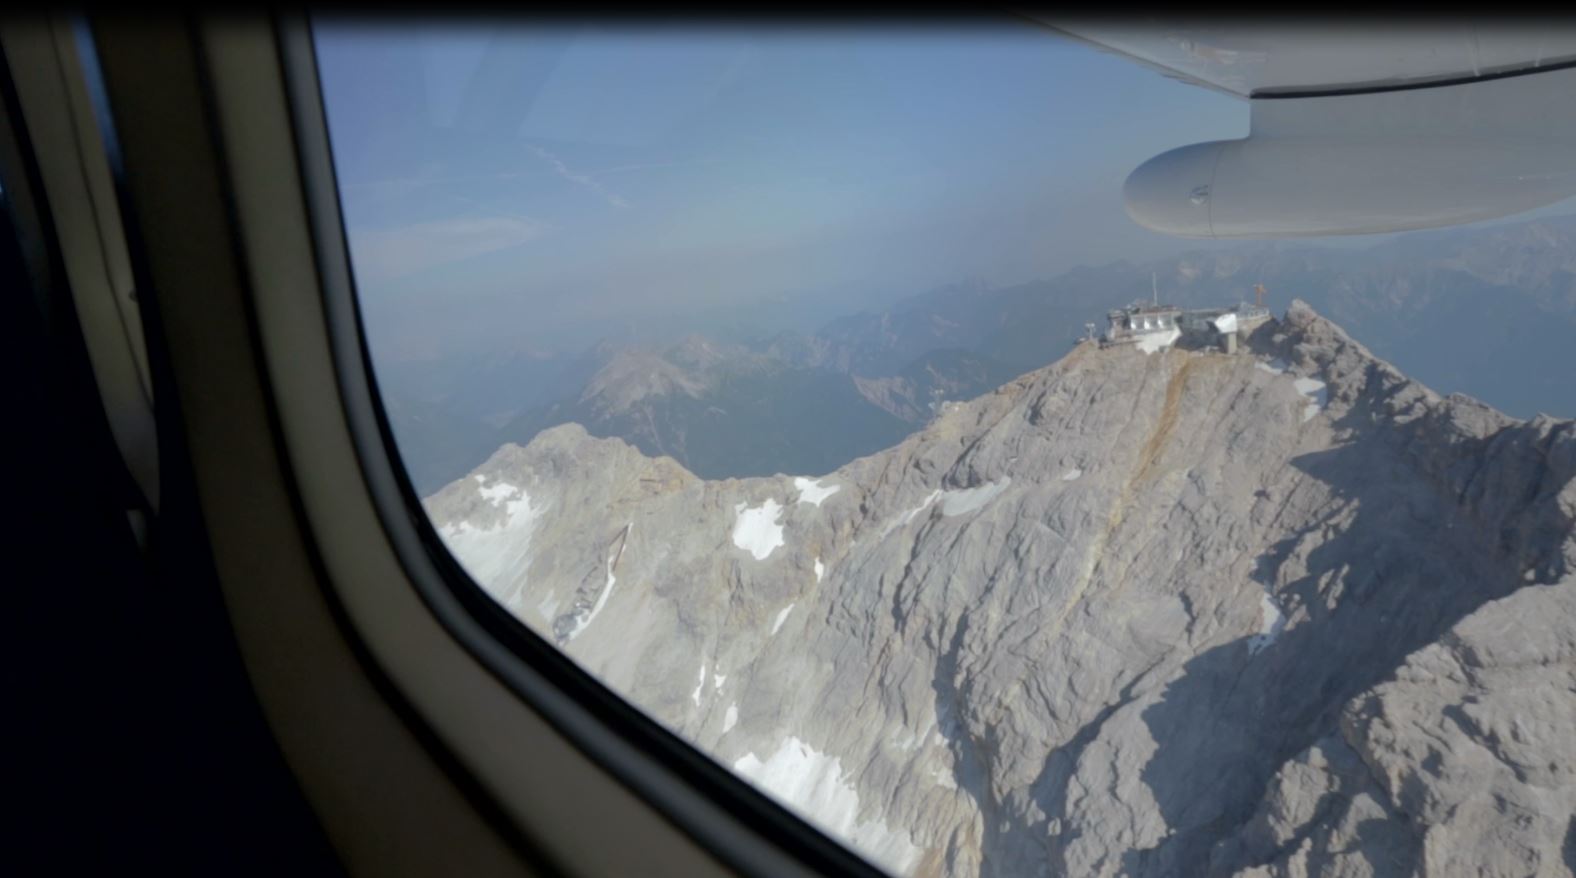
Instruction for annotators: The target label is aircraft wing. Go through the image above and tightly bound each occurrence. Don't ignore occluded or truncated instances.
[1015,20,1576,237]
[1022,20,1576,98]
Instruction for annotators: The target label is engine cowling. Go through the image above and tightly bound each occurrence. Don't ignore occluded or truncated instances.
[1123,66,1576,238]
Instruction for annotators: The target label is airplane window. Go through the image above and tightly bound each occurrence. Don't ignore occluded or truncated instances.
[312,19,1576,878]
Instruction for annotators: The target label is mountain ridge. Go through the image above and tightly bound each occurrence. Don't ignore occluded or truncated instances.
[425,300,1576,877]
[385,215,1576,495]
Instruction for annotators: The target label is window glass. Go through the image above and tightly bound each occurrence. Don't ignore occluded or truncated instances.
[314,20,1576,877]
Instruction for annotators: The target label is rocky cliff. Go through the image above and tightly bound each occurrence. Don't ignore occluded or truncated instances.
[424,301,1576,878]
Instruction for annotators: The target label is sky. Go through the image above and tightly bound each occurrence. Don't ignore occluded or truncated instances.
[311,20,1574,364]
[312,20,1257,362]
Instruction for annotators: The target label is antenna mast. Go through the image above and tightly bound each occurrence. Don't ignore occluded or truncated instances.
[1151,271,1158,306]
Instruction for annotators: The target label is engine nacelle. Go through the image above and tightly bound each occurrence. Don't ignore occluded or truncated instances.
[1123,67,1576,238]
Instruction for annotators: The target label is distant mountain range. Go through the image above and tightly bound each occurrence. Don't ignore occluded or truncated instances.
[379,214,1576,496]
[499,336,913,486]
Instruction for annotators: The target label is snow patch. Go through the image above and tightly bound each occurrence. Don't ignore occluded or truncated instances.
[438,486,543,612]
[713,672,727,691]
[732,499,786,560]
[879,489,942,537]
[723,703,738,733]
[900,490,943,524]
[1255,357,1289,375]
[691,663,707,707]
[562,553,618,643]
[1248,589,1288,655]
[733,737,921,875]
[1135,327,1182,355]
[771,603,795,636]
[939,477,1012,517]
[478,479,522,505]
[793,477,841,507]
[1060,468,1083,482]
[814,558,824,583]
[1293,376,1328,423]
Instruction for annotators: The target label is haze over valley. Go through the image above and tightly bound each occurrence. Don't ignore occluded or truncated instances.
[383,215,1576,496]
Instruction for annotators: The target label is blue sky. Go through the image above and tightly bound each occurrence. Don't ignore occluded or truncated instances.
[312,22,1252,360]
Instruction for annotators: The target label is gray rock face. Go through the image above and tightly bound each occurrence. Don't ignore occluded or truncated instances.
[1215,576,1576,878]
[423,301,1576,878]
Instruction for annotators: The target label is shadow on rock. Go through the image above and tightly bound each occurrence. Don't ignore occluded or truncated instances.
[1116,387,1566,875]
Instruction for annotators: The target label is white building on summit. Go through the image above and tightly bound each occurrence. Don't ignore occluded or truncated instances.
[1178,302,1271,353]
[1102,280,1273,355]
[1104,302,1181,343]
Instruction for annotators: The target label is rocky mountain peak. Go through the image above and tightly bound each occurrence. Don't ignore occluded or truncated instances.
[425,301,1574,878]
[577,347,713,414]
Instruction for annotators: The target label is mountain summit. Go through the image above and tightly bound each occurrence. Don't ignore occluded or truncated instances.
[425,301,1576,878]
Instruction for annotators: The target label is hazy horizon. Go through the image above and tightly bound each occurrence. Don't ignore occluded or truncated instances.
[314,22,1576,365]
[315,21,1255,361]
